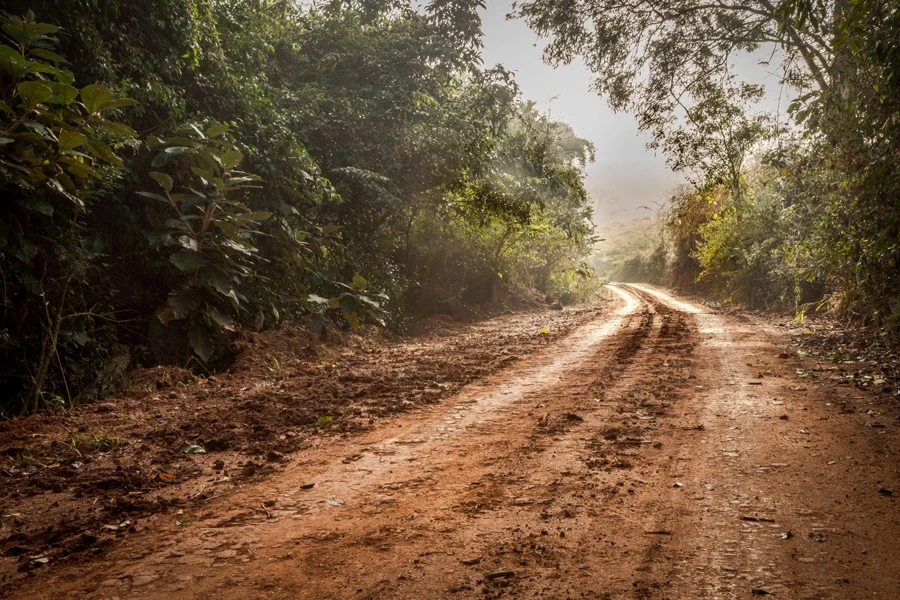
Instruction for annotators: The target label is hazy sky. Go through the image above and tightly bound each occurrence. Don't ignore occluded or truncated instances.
[477,3,790,226]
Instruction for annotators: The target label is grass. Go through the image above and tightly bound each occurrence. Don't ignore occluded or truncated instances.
[67,428,123,453]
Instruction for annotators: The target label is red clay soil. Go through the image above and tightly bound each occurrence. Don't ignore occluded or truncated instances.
[0,301,607,592]
[3,285,900,599]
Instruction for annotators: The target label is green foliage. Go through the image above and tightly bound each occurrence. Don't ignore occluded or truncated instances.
[0,4,598,413]
[0,10,133,251]
[544,0,898,331]
[143,125,267,361]
[0,10,137,413]
[515,0,833,142]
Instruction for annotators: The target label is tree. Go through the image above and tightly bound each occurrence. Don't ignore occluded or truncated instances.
[512,0,840,138]
[660,78,772,203]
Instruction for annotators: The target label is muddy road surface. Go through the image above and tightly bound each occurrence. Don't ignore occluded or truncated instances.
[6,285,900,599]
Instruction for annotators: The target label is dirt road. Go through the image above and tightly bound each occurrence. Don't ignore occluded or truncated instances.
[8,285,900,599]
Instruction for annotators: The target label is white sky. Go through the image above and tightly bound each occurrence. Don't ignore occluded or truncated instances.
[478,2,790,226]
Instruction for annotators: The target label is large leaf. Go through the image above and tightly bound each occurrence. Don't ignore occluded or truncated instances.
[86,140,123,167]
[150,151,170,168]
[208,305,235,331]
[155,302,176,326]
[165,146,192,156]
[1,23,29,45]
[0,46,25,77]
[80,84,112,114]
[50,83,78,105]
[338,293,358,316]
[199,265,233,295]
[29,48,66,63]
[17,81,53,108]
[168,287,201,320]
[24,23,59,37]
[66,161,92,178]
[92,119,135,136]
[206,123,230,138]
[239,211,271,223]
[351,275,368,291]
[22,197,53,216]
[135,191,171,205]
[220,149,243,170]
[58,130,87,152]
[22,62,59,77]
[149,172,173,193]
[170,249,207,271]
[188,320,215,362]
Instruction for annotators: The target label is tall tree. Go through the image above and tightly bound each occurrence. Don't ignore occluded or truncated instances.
[512,0,841,137]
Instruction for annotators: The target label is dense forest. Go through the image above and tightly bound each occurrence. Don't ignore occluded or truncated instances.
[543,0,899,326]
[0,0,599,414]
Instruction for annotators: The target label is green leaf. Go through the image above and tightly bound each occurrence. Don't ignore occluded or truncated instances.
[190,166,215,183]
[346,312,361,330]
[80,84,112,114]
[208,305,235,332]
[206,123,230,138]
[56,70,74,85]
[24,23,60,37]
[149,172,174,193]
[66,161,92,178]
[189,320,215,362]
[155,301,175,325]
[22,62,59,77]
[220,149,243,170]
[150,151,169,168]
[199,265,233,296]
[166,219,190,232]
[239,211,271,223]
[338,293,358,316]
[351,275,368,291]
[168,287,201,319]
[57,171,76,192]
[22,197,53,216]
[15,235,38,262]
[1,23,29,45]
[86,140,123,167]
[92,119,135,136]
[29,48,66,63]
[0,45,26,77]
[50,83,78,105]
[170,249,207,271]
[57,130,87,152]
[17,81,53,108]
[135,191,171,204]
[165,146,192,156]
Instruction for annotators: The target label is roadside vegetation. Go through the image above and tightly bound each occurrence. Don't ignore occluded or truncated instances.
[0,1,599,414]
[522,0,900,323]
